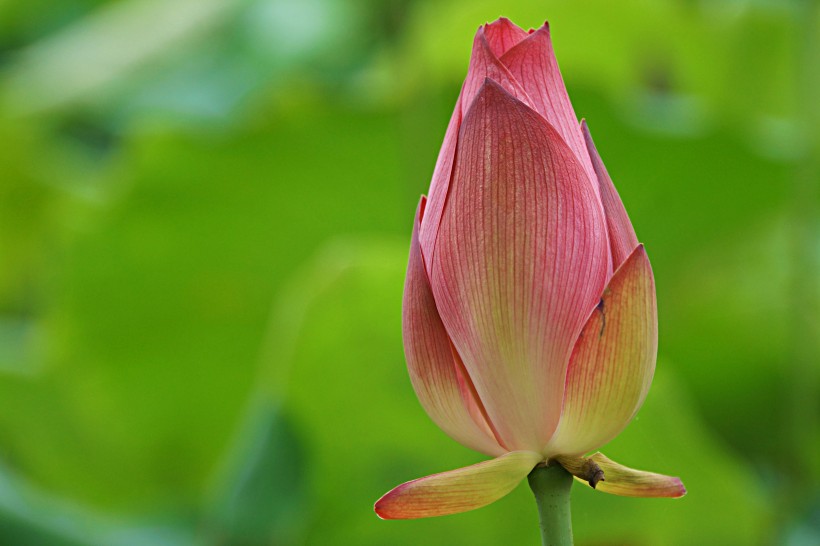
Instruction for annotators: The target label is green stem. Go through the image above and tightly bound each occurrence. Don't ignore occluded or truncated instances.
[527,463,574,546]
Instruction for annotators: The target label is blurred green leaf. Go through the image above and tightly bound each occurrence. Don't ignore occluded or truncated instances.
[0,103,409,509]
[204,401,308,545]
[0,461,193,546]
[1,0,239,116]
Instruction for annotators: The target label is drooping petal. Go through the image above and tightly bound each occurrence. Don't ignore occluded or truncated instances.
[561,452,686,498]
[419,26,533,272]
[404,197,504,457]
[430,79,609,452]
[500,24,597,189]
[582,121,639,269]
[547,245,656,456]
[482,18,528,58]
[374,451,542,519]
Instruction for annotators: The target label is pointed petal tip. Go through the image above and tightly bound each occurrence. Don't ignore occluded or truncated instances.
[374,500,388,520]
[620,243,652,279]
[480,18,529,59]
[524,21,553,42]
[373,480,418,520]
[416,194,427,223]
[469,76,524,117]
[483,17,517,31]
[625,243,648,265]
[475,75,521,104]
[373,486,407,520]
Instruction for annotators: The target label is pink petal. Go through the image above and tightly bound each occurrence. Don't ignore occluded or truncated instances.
[374,450,542,519]
[419,26,533,270]
[500,24,597,190]
[459,24,534,119]
[582,121,639,269]
[403,197,504,457]
[566,452,686,498]
[548,245,657,456]
[482,18,528,58]
[430,79,609,452]
[418,93,462,273]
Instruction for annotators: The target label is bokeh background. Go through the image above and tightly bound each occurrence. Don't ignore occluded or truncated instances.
[0,0,818,544]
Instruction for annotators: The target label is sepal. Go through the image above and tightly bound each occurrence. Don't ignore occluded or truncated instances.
[558,452,686,498]
[374,451,542,519]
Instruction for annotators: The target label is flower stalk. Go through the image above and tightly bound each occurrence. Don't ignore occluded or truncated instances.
[528,464,574,546]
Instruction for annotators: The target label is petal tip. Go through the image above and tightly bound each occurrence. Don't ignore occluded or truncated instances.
[417,194,427,222]
[373,484,411,520]
[474,75,519,107]
[669,477,687,498]
[631,243,647,261]
[373,498,391,520]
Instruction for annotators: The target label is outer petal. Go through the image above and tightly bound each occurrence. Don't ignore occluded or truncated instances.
[548,245,656,456]
[500,24,597,191]
[418,93,462,274]
[562,452,686,498]
[419,26,533,271]
[403,197,503,457]
[482,18,528,58]
[582,121,639,269]
[374,450,542,519]
[430,79,609,452]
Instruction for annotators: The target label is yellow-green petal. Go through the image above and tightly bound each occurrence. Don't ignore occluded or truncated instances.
[562,452,686,498]
[548,245,656,456]
[374,450,542,519]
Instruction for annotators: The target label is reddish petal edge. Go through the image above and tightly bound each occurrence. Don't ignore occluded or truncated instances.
[374,450,542,519]
[404,196,504,457]
[581,120,639,270]
[560,452,686,498]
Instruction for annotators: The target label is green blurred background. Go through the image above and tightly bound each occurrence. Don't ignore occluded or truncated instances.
[0,0,817,544]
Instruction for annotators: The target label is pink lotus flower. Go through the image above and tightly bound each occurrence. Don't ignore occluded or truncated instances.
[376,18,685,520]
